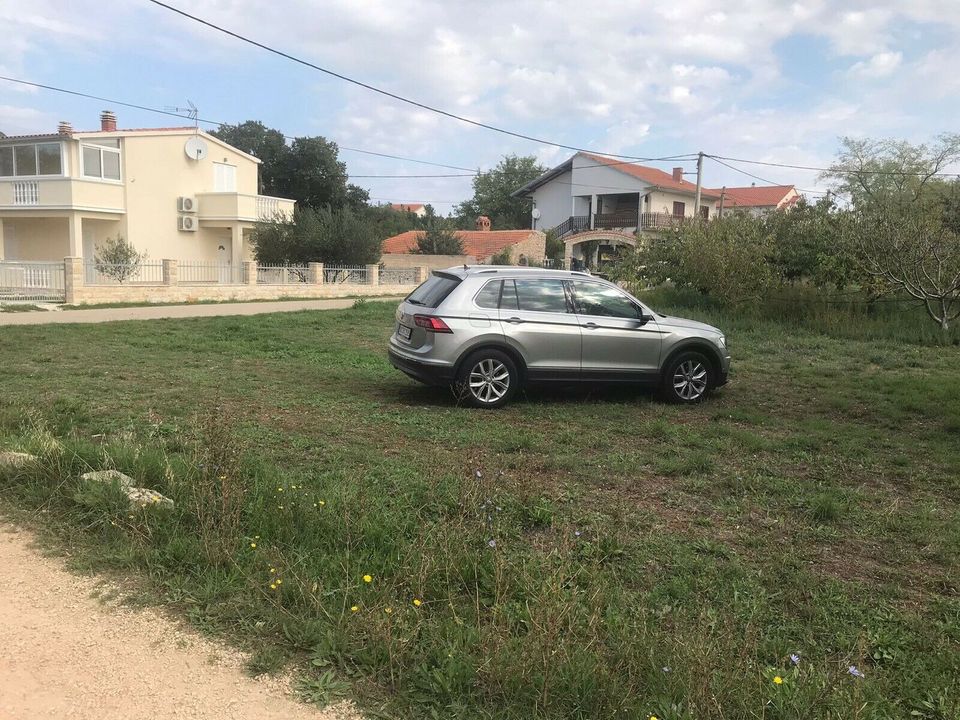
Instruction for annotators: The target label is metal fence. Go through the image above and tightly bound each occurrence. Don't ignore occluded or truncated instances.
[0,261,65,302]
[323,265,369,284]
[256,265,310,284]
[379,267,418,285]
[179,261,243,285]
[84,261,164,286]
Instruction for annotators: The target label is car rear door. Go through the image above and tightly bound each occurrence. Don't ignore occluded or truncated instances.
[570,280,662,379]
[497,277,581,381]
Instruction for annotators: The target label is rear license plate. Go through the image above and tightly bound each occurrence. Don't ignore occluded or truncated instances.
[398,324,412,340]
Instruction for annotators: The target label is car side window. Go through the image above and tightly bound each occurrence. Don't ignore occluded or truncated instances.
[474,280,501,309]
[514,279,570,314]
[572,282,641,319]
[500,280,519,310]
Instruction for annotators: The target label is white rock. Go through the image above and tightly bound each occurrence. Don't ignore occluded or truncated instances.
[126,487,174,510]
[0,451,38,468]
[80,470,135,489]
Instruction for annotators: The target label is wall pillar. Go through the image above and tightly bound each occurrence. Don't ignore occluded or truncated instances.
[415,266,430,283]
[589,194,597,229]
[309,262,324,284]
[63,257,84,304]
[366,264,379,286]
[230,224,243,270]
[0,219,5,260]
[243,260,257,285]
[68,213,83,257]
[162,259,178,286]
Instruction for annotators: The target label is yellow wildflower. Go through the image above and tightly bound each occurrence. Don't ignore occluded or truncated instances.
[363,574,372,583]
[269,567,276,574]
[384,607,393,614]
[318,500,325,506]
[269,583,277,590]
[277,487,283,492]
[413,599,422,607]
[276,578,282,585]
[350,605,359,613]
[773,676,783,685]
[249,542,257,549]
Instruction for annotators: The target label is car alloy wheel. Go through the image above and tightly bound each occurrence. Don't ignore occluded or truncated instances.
[672,359,708,401]
[468,358,510,405]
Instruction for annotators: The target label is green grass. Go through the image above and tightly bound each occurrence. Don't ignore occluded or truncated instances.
[1,295,959,719]
[66,294,406,310]
[0,302,50,312]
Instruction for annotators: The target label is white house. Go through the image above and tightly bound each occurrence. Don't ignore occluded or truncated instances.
[512,152,721,267]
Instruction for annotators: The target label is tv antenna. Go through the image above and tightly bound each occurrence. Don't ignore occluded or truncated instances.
[164,100,199,129]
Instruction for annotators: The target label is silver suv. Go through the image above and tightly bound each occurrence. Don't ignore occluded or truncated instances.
[388,266,729,408]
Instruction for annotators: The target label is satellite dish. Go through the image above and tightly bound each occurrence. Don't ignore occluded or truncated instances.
[184,136,208,161]
[531,208,541,219]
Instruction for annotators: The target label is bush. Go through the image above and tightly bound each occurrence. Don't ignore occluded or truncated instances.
[252,206,382,265]
[415,223,464,255]
[94,235,146,284]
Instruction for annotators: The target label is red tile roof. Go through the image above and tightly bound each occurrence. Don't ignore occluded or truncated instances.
[715,185,797,208]
[382,230,536,259]
[388,203,426,212]
[2,127,201,141]
[579,152,721,200]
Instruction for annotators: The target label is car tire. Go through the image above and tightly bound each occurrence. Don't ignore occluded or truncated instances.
[455,349,519,409]
[661,350,713,404]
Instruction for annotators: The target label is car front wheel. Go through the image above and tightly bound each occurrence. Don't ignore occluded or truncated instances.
[456,349,519,409]
[661,351,713,404]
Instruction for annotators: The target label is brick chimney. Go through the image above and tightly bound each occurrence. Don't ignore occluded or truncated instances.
[672,167,684,182]
[100,110,117,132]
[475,215,491,231]
[57,121,73,136]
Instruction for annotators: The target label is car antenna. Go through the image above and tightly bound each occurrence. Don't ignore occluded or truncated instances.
[463,264,468,270]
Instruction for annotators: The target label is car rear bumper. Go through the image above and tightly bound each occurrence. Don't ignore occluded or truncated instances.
[388,347,456,385]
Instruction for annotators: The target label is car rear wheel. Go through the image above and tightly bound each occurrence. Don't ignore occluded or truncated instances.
[661,351,713,404]
[456,349,519,409]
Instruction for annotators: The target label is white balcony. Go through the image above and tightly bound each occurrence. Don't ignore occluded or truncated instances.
[196,193,295,223]
[0,178,125,213]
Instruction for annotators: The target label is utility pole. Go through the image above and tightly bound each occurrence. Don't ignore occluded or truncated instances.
[693,151,704,217]
[718,186,726,218]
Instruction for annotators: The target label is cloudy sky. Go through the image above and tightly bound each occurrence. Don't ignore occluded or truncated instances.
[2,0,958,211]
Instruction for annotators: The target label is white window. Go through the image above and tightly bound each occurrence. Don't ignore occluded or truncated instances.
[0,142,63,177]
[81,140,121,181]
[214,162,237,192]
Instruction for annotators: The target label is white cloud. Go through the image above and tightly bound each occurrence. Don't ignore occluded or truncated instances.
[849,51,902,79]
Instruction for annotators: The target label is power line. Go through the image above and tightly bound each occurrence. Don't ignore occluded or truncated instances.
[707,155,830,196]
[709,153,960,178]
[144,0,697,162]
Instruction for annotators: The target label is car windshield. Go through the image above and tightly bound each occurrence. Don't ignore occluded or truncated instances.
[405,274,461,308]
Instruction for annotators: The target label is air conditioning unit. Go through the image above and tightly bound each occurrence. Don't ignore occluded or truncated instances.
[177,196,197,212]
[178,214,198,232]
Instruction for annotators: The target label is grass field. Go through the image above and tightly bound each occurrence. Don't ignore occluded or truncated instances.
[1,294,958,719]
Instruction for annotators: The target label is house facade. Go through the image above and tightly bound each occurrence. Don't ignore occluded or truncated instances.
[388,202,427,217]
[512,152,721,267]
[0,111,294,266]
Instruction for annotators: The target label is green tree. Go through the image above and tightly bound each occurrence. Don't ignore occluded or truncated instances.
[251,206,381,266]
[415,219,464,255]
[765,197,855,288]
[455,155,545,230]
[211,122,369,210]
[94,235,146,284]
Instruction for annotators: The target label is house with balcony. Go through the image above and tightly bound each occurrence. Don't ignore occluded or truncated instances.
[0,111,294,267]
[511,152,721,268]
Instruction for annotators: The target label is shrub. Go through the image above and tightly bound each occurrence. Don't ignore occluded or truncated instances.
[94,235,146,284]
[252,206,382,265]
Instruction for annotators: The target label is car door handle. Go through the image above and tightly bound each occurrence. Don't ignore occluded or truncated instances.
[583,322,598,329]
[506,317,524,324]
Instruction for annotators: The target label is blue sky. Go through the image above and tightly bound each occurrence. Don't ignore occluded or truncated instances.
[2,0,959,212]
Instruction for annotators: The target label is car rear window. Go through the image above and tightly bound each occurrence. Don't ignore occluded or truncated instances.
[474,280,501,309]
[405,273,461,308]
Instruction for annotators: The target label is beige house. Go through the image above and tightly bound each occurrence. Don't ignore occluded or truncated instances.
[0,111,294,267]
[512,152,721,268]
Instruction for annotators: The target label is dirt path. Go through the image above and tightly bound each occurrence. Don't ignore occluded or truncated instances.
[0,297,404,326]
[0,524,361,720]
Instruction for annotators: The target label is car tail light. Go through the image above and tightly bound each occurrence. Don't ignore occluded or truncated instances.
[414,315,453,333]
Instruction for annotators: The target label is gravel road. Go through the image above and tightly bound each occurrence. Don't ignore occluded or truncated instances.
[0,523,361,720]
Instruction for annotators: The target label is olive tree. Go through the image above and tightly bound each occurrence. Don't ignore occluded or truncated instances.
[94,235,146,284]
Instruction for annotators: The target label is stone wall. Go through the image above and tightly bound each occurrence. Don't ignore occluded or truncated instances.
[380,253,476,270]
[63,257,425,305]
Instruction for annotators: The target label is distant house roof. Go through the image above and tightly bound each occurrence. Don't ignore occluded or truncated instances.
[388,203,425,213]
[717,185,799,208]
[382,229,537,259]
[512,151,721,200]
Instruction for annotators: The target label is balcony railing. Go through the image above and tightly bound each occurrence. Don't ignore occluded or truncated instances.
[550,215,591,239]
[1,177,125,212]
[12,181,39,206]
[196,193,295,222]
[593,210,640,229]
[639,212,692,230]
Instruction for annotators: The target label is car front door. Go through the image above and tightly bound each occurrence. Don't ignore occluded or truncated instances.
[497,278,581,381]
[570,280,662,379]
